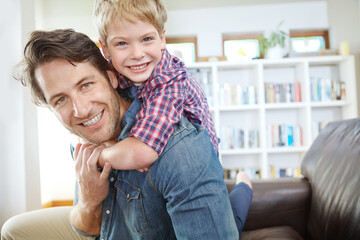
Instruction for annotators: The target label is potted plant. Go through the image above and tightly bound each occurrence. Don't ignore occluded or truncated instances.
[258,21,288,59]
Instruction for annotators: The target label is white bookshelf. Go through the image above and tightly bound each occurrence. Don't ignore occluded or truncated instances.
[188,55,358,179]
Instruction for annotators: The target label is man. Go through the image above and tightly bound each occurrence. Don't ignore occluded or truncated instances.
[1,29,242,239]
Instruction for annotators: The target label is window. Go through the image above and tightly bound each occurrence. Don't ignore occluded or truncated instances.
[166,37,198,65]
[223,33,262,61]
[290,30,329,53]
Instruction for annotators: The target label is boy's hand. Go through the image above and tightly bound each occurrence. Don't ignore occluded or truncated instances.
[136,166,150,172]
[102,139,118,148]
[98,137,158,171]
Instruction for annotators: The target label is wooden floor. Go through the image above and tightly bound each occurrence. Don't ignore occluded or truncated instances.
[42,200,73,208]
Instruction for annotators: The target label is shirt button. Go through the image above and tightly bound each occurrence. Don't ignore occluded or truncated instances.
[106,210,110,214]
[110,177,115,182]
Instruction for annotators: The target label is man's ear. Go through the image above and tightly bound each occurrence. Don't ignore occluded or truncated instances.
[107,70,118,89]
[160,29,166,50]
[99,40,110,59]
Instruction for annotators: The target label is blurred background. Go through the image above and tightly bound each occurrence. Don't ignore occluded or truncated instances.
[1,0,359,228]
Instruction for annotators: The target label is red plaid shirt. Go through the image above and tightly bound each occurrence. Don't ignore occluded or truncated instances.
[117,49,218,155]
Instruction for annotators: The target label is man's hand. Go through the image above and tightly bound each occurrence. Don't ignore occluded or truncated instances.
[70,143,112,235]
[74,143,111,210]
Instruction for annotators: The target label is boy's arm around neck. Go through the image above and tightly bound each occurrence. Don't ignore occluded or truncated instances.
[99,137,159,170]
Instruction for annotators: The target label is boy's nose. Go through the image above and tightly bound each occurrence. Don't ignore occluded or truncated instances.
[130,46,144,59]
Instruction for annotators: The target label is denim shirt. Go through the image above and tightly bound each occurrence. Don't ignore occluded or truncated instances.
[75,98,238,240]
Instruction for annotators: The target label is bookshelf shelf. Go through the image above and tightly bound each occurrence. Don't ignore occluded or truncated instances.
[218,105,260,111]
[220,148,263,155]
[189,55,358,179]
[265,102,306,109]
[266,146,308,153]
[310,101,347,107]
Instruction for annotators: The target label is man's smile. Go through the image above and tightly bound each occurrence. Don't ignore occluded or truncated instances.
[82,111,103,126]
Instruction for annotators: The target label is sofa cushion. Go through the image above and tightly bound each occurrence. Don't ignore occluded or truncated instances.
[241,226,303,240]
[243,178,310,237]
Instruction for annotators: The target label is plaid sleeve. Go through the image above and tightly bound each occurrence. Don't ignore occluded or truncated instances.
[129,80,184,155]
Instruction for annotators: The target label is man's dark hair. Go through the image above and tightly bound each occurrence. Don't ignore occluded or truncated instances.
[15,29,113,106]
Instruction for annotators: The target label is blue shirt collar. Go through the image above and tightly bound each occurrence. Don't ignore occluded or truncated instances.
[116,98,141,142]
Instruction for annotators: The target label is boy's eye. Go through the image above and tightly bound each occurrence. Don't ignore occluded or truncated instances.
[116,41,126,46]
[143,37,152,42]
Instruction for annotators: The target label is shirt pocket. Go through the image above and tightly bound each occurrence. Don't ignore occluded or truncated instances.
[115,179,149,234]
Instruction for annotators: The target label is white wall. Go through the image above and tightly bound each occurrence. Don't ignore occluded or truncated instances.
[326,0,360,113]
[166,2,328,57]
[37,108,76,204]
[36,0,98,40]
[0,0,41,228]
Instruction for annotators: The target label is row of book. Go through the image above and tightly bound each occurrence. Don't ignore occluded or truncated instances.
[267,124,303,147]
[220,127,259,150]
[269,166,302,178]
[219,84,257,106]
[312,121,329,140]
[224,168,262,180]
[264,82,302,103]
[189,68,214,105]
[224,167,302,179]
[310,77,346,102]
[188,68,212,85]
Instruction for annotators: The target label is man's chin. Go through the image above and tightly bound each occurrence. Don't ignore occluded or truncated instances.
[80,136,107,145]
[71,131,108,145]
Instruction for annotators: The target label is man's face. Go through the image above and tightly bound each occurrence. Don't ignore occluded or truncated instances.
[35,58,124,144]
[101,18,166,84]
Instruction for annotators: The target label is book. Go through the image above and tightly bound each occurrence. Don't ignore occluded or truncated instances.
[268,124,303,147]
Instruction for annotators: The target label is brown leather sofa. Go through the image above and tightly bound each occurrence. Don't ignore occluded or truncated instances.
[227,118,360,240]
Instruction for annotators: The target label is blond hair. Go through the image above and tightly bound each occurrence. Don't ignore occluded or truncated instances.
[93,0,167,43]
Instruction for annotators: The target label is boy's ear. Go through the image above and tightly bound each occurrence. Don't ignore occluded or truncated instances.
[160,29,166,50]
[106,70,118,89]
[99,40,110,59]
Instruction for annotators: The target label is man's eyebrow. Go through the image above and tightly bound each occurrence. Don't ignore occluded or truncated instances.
[48,75,95,104]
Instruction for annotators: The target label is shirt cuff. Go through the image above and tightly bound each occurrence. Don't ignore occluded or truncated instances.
[71,224,99,238]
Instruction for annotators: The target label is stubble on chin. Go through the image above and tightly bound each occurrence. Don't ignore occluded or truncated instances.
[65,125,117,146]
[66,100,121,145]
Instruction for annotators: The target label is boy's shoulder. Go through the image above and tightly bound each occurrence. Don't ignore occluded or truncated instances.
[151,49,189,81]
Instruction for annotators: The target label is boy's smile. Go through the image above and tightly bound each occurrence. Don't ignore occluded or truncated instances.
[102,18,166,84]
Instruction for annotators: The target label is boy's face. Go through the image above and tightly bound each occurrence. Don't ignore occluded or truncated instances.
[35,58,125,144]
[101,18,166,84]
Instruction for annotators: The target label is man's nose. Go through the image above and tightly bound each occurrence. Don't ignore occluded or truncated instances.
[72,96,90,118]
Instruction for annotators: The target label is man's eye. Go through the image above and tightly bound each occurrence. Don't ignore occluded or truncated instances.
[82,83,91,89]
[56,97,66,105]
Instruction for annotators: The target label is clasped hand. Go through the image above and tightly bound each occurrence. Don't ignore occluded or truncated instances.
[73,143,112,212]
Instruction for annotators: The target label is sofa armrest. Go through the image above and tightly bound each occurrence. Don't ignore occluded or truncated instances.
[226,178,311,238]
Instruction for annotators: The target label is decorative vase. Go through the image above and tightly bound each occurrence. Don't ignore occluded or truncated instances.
[265,45,285,59]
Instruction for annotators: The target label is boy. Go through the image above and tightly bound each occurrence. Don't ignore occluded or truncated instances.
[93,0,218,171]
